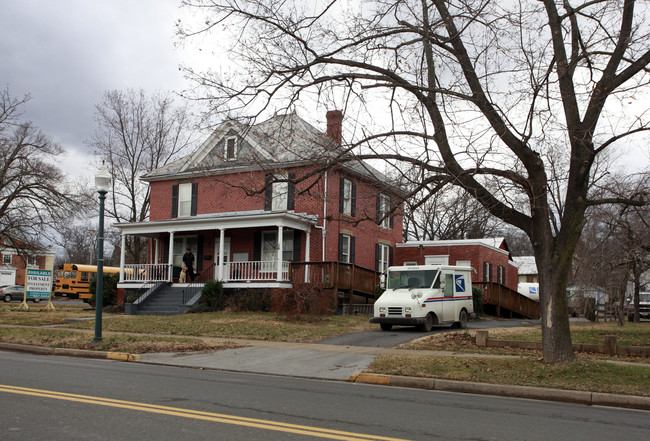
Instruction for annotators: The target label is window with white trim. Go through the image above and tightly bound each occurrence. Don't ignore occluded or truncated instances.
[261,231,294,272]
[378,193,391,228]
[27,256,37,266]
[225,137,237,160]
[342,178,352,215]
[340,234,351,263]
[272,173,288,211]
[178,183,193,217]
[377,243,390,274]
[2,254,11,265]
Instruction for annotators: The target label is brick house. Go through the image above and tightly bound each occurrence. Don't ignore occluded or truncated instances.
[394,238,519,291]
[115,111,403,301]
[0,242,56,287]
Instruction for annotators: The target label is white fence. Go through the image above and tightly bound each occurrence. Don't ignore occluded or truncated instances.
[122,261,289,283]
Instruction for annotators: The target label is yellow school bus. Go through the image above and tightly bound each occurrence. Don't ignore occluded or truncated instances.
[54,263,120,301]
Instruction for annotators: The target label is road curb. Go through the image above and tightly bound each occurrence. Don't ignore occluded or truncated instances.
[348,373,650,411]
[0,342,140,363]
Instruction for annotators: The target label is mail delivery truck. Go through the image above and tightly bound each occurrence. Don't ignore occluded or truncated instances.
[370,265,473,331]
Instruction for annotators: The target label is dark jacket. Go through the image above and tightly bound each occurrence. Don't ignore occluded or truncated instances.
[182,252,195,269]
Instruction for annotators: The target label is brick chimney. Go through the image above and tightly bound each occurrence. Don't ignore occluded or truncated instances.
[326,110,343,146]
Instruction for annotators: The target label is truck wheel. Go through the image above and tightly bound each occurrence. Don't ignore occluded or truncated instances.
[417,313,433,332]
[380,323,393,331]
[453,310,468,329]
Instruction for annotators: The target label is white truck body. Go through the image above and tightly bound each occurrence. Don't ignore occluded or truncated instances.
[517,283,540,302]
[370,265,474,331]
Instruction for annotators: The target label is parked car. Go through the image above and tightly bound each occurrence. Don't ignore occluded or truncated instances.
[0,285,40,303]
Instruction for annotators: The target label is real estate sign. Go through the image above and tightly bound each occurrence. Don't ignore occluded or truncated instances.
[26,269,52,299]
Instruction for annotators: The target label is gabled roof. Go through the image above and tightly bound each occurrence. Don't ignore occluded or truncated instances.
[141,112,399,192]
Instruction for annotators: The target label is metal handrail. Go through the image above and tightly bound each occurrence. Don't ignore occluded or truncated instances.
[182,263,216,305]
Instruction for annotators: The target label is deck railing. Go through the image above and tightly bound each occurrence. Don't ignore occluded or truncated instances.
[289,261,379,298]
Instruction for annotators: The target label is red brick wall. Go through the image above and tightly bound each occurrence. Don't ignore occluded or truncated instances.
[147,166,403,271]
[394,244,518,291]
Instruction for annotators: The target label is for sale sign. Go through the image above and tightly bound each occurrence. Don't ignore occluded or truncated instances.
[26,269,52,299]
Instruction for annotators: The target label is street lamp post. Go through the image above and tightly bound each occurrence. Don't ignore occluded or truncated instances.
[93,162,111,344]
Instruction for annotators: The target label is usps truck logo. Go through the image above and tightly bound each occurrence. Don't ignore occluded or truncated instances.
[529,286,538,295]
[455,275,466,293]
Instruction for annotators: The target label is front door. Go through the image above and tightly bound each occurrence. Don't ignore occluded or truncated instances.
[214,237,231,280]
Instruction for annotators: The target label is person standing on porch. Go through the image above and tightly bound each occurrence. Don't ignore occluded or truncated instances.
[182,248,195,283]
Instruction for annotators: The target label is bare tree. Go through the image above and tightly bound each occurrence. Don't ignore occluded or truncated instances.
[179,1,650,363]
[404,185,498,241]
[573,176,650,322]
[0,88,89,254]
[88,89,194,263]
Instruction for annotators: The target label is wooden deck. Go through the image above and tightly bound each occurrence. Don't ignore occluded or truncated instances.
[475,281,541,319]
[289,261,380,303]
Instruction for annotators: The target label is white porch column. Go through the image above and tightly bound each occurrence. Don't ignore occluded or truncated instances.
[277,226,283,281]
[168,231,175,282]
[154,238,159,263]
[304,228,311,283]
[119,233,126,282]
[218,228,225,281]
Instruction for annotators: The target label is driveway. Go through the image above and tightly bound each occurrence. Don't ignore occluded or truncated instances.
[318,318,541,348]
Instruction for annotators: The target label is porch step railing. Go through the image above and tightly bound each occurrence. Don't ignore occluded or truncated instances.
[122,264,171,283]
[182,263,217,304]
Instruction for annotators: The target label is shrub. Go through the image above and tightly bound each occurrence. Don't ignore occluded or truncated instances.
[271,284,334,320]
[88,273,119,307]
[223,289,271,312]
[472,286,483,314]
[200,279,224,311]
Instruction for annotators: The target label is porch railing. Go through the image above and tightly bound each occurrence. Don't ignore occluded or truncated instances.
[122,264,171,283]
[223,260,290,281]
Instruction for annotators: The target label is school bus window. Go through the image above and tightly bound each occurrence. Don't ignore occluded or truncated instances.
[64,271,71,278]
[71,271,77,279]
[81,272,89,282]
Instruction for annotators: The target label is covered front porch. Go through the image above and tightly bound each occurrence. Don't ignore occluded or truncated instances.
[115,210,318,289]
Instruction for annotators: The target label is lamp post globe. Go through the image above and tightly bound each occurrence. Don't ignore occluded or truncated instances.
[93,162,111,344]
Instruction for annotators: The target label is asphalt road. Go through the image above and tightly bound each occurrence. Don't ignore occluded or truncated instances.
[319,318,541,347]
[2,351,648,441]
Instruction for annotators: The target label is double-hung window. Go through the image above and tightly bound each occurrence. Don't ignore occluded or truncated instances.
[378,193,391,228]
[342,179,352,215]
[2,254,11,265]
[272,173,288,211]
[377,243,390,274]
[178,183,193,217]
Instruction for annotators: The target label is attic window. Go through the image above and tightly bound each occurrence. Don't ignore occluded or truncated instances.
[225,137,237,160]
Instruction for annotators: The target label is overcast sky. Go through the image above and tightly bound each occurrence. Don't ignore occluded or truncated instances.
[0,0,198,182]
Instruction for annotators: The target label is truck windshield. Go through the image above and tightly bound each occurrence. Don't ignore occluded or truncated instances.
[387,269,439,290]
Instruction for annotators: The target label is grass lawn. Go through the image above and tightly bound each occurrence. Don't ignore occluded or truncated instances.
[63,312,377,342]
[0,327,245,353]
[367,354,650,397]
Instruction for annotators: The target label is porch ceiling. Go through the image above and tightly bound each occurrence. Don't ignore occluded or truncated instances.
[114,210,318,235]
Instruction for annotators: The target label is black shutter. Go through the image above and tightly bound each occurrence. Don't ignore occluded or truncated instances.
[338,234,344,262]
[339,177,345,213]
[163,238,169,263]
[253,232,262,261]
[191,183,198,216]
[351,182,356,217]
[171,184,179,218]
[389,197,394,228]
[292,230,301,261]
[350,236,356,264]
[264,174,272,211]
[196,235,204,271]
[389,246,393,266]
[375,243,380,271]
[287,172,295,210]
